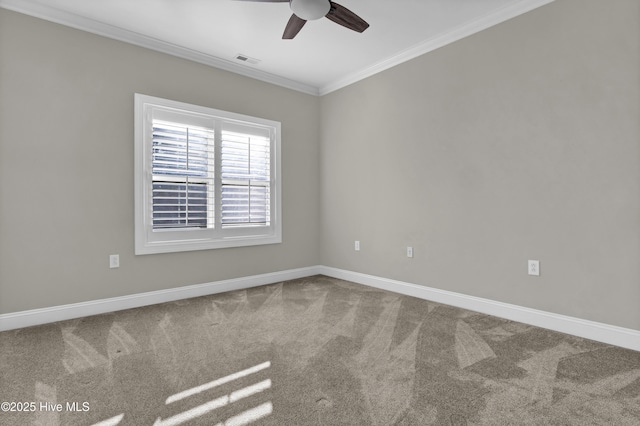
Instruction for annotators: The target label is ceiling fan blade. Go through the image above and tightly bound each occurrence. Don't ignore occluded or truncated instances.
[283,14,307,39]
[325,1,369,33]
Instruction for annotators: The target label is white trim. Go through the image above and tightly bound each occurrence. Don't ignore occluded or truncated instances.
[0,0,319,96]
[0,0,554,96]
[1,265,637,352]
[318,0,556,95]
[134,94,282,255]
[318,267,640,352]
[0,266,323,332]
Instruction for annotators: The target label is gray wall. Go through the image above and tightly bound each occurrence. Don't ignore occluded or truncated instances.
[320,0,640,330]
[0,9,321,313]
[2,0,639,331]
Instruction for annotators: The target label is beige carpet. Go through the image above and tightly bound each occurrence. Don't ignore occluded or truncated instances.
[1,275,639,425]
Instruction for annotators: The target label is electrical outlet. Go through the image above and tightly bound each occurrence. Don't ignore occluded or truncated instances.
[407,247,413,258]
[528,260,539,276]
[110,254,120,269]
[355,241,360,251]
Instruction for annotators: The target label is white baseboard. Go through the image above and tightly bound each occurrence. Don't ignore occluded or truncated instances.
[0,266,322,332]
[1,265,637,352]
[318,266,640,352]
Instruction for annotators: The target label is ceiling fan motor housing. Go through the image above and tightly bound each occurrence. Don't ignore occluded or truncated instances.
[290,0,331,21]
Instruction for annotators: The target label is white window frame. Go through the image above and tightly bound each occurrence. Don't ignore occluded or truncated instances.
[134,93,281,255]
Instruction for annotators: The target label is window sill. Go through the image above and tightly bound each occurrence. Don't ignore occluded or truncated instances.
[134,233,282,255]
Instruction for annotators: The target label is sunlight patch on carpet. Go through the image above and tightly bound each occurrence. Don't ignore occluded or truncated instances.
[166,361,271,404]
[90,413,124,426]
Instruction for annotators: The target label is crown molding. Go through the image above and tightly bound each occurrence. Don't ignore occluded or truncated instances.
[0,0,320,96]
[318,0,556,95]
[1,0,554,97]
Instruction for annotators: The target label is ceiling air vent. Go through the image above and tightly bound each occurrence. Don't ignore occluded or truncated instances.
[235,54,260,65]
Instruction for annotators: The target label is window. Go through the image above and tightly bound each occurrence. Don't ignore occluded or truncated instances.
[135,94,281,254]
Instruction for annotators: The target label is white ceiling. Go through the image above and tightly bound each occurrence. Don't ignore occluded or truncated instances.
[0,0,554,95]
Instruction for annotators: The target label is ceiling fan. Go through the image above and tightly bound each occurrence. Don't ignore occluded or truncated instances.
[236,0,369,39]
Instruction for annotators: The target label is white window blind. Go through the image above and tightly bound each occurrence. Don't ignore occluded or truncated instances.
[151,120,215,230]
[221,130,271,227]
[135,94,281,255]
